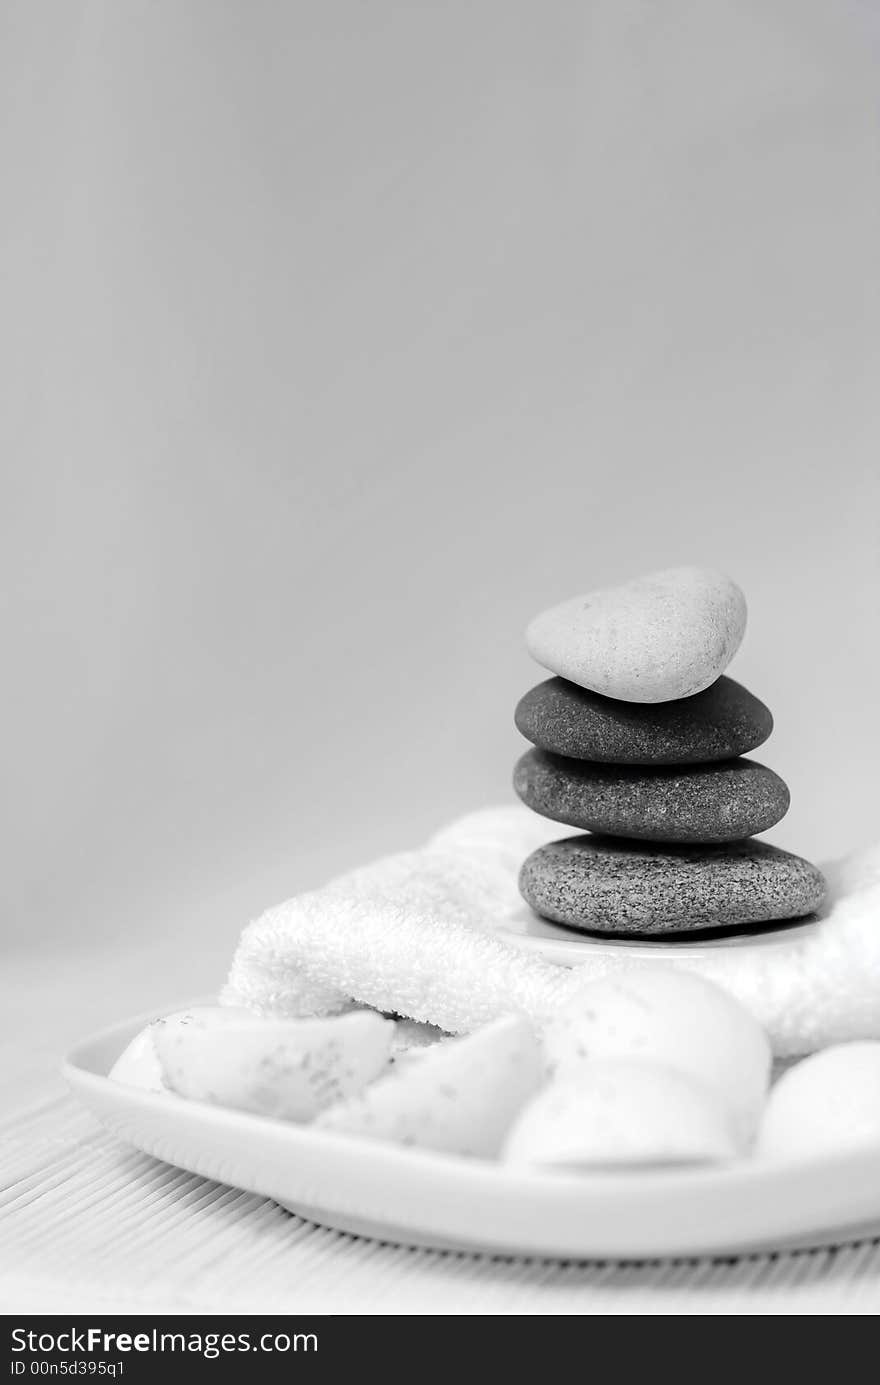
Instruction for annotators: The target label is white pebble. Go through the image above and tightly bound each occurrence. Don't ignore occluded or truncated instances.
[503,1060,737,1169]
[526,566,746,702]
[757,1042,880,1159]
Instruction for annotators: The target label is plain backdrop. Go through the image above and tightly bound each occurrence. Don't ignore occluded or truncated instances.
[3,1,879,977]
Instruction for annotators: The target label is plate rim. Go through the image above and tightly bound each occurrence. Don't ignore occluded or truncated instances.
[61,1002,880,1261]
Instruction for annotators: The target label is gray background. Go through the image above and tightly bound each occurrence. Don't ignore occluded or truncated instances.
[4,1,879,965]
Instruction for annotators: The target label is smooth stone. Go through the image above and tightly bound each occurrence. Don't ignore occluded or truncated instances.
[526,566,747,703]
[519,835,827,935]
[515,675,772,765]
[514,749,789,843]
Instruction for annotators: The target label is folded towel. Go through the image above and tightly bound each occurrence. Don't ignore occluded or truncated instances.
[222,806,880,1056]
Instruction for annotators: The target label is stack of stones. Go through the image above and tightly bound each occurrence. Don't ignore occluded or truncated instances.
[514,567,826,937]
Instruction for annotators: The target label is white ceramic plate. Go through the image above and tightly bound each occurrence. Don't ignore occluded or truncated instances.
[63,1004,880,1260]
[496,901,821,966]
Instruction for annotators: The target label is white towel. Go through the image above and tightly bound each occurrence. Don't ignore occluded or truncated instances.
[222,806,880,1057]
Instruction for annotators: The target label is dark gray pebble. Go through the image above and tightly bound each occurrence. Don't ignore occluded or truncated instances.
[514,748,789,843]
[515,675,773,764]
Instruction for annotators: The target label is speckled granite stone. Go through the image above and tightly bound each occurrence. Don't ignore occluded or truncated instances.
[519,835,827,935]
[514,749,789,843]
[515,675,773,765]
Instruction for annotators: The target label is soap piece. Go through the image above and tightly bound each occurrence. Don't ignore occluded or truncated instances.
[109,1026,167,1093]
[519,834,827,935]
[546,968,771,1147]
[514,749,789,843]
[316,1016,543,1157]
[526,566,747,702]
[503,1061,737,1168]
[109,1005,257,1094]
[155,1009,395,1121]
[515,675,773,764]
[757,1042,880,1158]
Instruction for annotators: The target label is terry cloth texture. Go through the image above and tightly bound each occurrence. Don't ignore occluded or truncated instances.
[222,806,880,1057]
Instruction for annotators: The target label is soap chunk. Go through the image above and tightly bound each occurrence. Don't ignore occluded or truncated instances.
[757,1042,880,1158]
[316,1016,543,1157]
[547,968,771,1148]
[503,1061,737,1169]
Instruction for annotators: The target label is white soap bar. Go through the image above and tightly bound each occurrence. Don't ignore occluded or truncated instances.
[155,1009,395,1121]
[757,1042,880,1159]
[503,1060,737,1169]
[109,1025,166,1093]
[548,967,771,1148]
[316,1015,544,1157]
[109,1004,257,1093]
